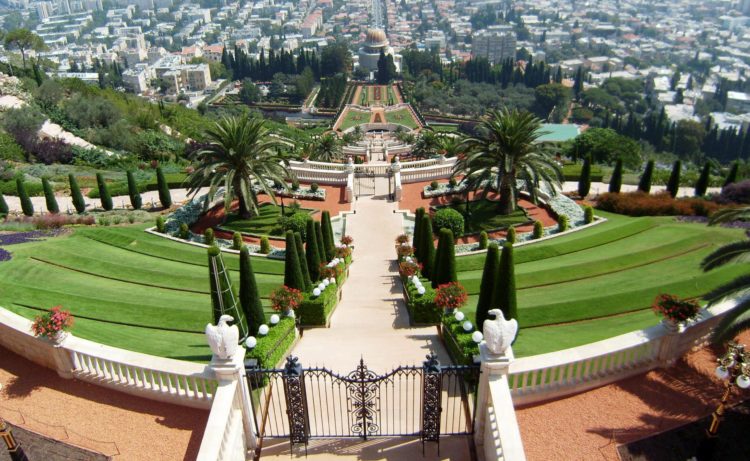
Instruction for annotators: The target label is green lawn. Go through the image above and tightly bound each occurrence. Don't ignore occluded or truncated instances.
[222,203,315,237]
[430,123,459,133]
[0,225,285,361]
[456,211,750,357]
[338,108,370,131]
[437,200,529,234]
[385,108,418,129]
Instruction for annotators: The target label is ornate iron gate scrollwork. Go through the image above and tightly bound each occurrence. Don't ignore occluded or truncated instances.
[421,353,443,452]
[282,356,309,451]
[347,359,381,438]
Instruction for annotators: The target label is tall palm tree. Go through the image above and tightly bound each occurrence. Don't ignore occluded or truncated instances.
[311,133,343,162]
[702,206,750,342]
[453,108,562,215]
[187,115,290,219]
[411,128,441,159]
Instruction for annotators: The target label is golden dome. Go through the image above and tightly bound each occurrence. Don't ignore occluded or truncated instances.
[365,28,388,46]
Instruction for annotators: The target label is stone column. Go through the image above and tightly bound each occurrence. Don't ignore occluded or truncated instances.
[210,347,258,451]
[50,334,75,379]
[657,318,683,366]
[474,343,512,450]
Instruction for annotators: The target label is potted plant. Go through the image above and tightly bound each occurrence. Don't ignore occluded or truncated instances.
[340,235,354,246]
[270,285,303,316]
[399,260,421,278]
[31,306,74,342]
[434,282,468,314]
[652,293,700,331]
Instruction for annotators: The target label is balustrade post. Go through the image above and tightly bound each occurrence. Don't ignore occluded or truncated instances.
[474,342,512,450]
[657,319,683,366]
[49,333,75,379]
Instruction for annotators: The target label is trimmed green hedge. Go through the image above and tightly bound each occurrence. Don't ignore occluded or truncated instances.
[441,315,479,366]
[0,180,44,197]
[403,277,441,324]
[296,262,349,326]
[246,317,297,369]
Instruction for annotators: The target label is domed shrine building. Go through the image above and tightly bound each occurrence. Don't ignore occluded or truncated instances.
[358,28,400,74]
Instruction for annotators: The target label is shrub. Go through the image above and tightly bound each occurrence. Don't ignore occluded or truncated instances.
[321,211,335,261]
[609,158,623,193]
[16,178,34,216]
[127,171,142,210]
[718,180,750,204]
[294,232,312,290]
[666,160,681,198]
[430,180,439,190]
[652,293,700,323]
[112,216,122,225]
[434,282,468,311]
[310,183,319,192]
[476,243,500,329]
[42,178,59,214]
[578,156,591,198]
[240,246,266,335]
[558,215,569,232]
[156,167,172,208]
[156,215,166,233]
[418,214,435,279]
[478,231,488,249]
[179,222,189,239]
[283,231,305,291]
[233,232,243,250]
[694,162,710,197]
[412,207,425,260]
[396,244,415,258]
[596,191,720,217]
[204,228,215,246]
[246,317,296,368]
[279,212,310,239]
[69,174,86,213]
[315,221,325,262]
[396,234,410,244]
[433,208,465,237]
[270,285,304,313]
[724,162,739,188]
[0,193,8,217]
[584,206,594,224]
[449,177,457,187]
[506,226,516,244]
[291,180,300,191]
[305,219,321,281]
[98,217,111,226]
[638,160,654,193]
[432,228,456,288]
[399,260,421,278]
[260,236,271,254]
[127,214,136,224]
[496,243,517,320]
[533,220,544,239]
[96,173,113,211]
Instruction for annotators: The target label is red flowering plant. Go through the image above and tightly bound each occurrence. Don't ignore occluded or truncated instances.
[395,234,410,244]
[270,286,303,312]
[336,245,352,259]
[434,282,468,311]
[31,305,74,340]
[652,294,700,323]
[396,244,415,259]
[399,260,422,278]
[340,235,354,246]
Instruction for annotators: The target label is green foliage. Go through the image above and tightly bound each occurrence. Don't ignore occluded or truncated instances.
[155,215,165,233]
[260,236,271,254]
[419,214,435,280]
[433,228,457,288]
[584,206,594,224]
[232,232,243,250]
[294,232,312,291]
[126,171,142,210]
[558,214,569,232]
[41,177,59,214]
[403,279,440,324]
[570,128,642,169]
[321,211,335,261]
[0,193,8,217]
[179,223,189,239]
[433,207,465,237]
[496,243,517,320]
[156,167,172,208]
[204,228,215,246]
[441,315,480,366]
[16,178,33,216]
[666,160,681,198]
[724,162,739,188]
[413,207,425,260]
[0,131,25,161]
[578,156,591,198]
[478,230,488,249]
[297,282,339,326]
[239,246,265,336]
[283,231,305,290]
[246,317,296,368]
[279,212,310,239]
[96,173,113,211]
[609,158,623,193]
[310,183,319,192]
[638,160,654,193]
[533,220,544,239]
[314,220,325,263]
[475,243,500,329]
[304,220,320,282]
[506,226,517,244]
[695,162,710,197]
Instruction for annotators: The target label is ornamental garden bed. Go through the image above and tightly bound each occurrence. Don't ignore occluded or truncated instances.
[431,199,531,235]
[246,316,298,369]
[296,257,351,327]
[220,203,317,238]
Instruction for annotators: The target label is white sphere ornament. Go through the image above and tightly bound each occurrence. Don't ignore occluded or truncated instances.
[318,283,326,291]
[472,331,484,343]
[313,288,321,297]
[244,336,257,349]
[737,374,750,389]
[417,286,426,295]
[454,311,465,322]
[329,277,336,284]
[715,366,730,380]
[323,279,330,287]
[258,324,269,336]
[270,314,280,325]
[462,321,473,332]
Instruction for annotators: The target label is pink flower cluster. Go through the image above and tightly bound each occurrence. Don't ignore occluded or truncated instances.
[31,305,74,339]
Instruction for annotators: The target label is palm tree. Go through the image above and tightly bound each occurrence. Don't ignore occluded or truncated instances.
[411,128,442,159]
[702,207,750,342]
[186,115,290,219]
[453,108,562,215]
[311,133,343,162]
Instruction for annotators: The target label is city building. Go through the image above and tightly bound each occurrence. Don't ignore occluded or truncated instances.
[358,28,400,73]
[472,26,517,63]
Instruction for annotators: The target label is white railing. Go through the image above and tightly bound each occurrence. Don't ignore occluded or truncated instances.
[0,306,216,409]
[289,160,347,171]
[197,380,246,461]
[400,158,440,169]
[289,167,349,184]
[354,164,390,175]
[400,164,454,183]
[507,298,738,406]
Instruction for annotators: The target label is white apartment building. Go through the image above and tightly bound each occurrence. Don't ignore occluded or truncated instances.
[471,26,516,63]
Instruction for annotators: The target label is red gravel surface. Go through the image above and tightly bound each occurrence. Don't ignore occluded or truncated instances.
[0,346,207,460]
[516,332,750,460]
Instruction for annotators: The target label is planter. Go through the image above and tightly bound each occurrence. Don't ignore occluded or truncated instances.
[661,318,681,333]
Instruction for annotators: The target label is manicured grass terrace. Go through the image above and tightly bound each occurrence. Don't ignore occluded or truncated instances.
[384,108,418,129]
[222,202,315,236]
[338,108,370,131]
[437,200,529,234]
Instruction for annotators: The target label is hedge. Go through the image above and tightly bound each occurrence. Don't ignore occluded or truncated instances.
[246,317,297,369]
[433,207,465,237]
[0,180,43,196]
[297,266,348,326]
[403,278,441,324]
[441,315,479,366]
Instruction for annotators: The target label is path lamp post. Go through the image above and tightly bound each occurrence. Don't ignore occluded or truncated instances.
[697,341,749,460]
[0,417,29,461]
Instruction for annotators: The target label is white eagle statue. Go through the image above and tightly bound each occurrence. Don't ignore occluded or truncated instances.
[483,309,518,356]
[205,315,239,360]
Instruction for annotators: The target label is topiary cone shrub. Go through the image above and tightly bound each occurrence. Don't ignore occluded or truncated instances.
[314,221,326,263]
[96,173,113,211]
[609,158,623,194]
[495,243,517,321]
[156,216,166,233]
[0,193,8,217]
[233,232,243,250]
[284,231,305,291]
[578,156,591,198]
[42,178,59,214]
[305,219,321,282]
[156,167,172,208]
[532,220,544,239]
[506,226,516,244]
[16,178,34,217]
[179,223,189,239]
[260,236,271,254]
[558,214,569,233]
[321,211,335,261]
[478,231,488,249]
[127,170,142,210]
[475,243,500,329]
[724,162,739,188]
[419,214,435,280]
[666,160,681,198]
[694,162,710,197]
[638,160,654,194]
[432,228,456,288]
[204,228,215,246]
[584,206,594,224]
[294,232,312,291]
[69,174,86,214]
[413,207,425,260]
[240,245,265,334]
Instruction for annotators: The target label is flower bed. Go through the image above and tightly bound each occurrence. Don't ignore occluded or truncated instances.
[596,192,719,217]
[296,257,350,326]
[276,186,326,201]
[164,193,208,234]
[246,316,297,369]
[547,193,585,223]
[441,314,479,366]
[423,182,468,198]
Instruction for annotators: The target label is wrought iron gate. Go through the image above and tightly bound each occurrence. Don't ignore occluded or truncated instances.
[355,172,376,197]
[246,354,479,452]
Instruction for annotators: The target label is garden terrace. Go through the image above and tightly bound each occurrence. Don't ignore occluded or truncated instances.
[0,225,285,360]
[221,203,317,237]
[432,199,531,235]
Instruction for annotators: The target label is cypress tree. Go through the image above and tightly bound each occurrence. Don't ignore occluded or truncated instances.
[609,159,623,193]
[156,167,172,208]
[321,211,335,262]
[506,226,516,244]
[16,178,33,217]
[578,156,591,198]
[419,214,435,280]
[724,162,739,188]
[695,162,711,197]
[42,178,59,214]
[239,245,265,335]
[666,160,681,198]
[638,160,654,193]
[413,207,425,260]
[69,174,86,213]
[479,230,489,249]
[314,220,326,263]
[284,231,305,290]
[432,228,456,288]
[475,243,500,330]
[0,193,7,217]
[305,219,321,282]
[294,232,312,290]
[204,228,215,246]
[127,170,142,209]
[96,173,113,211]
[495,243,518,321]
